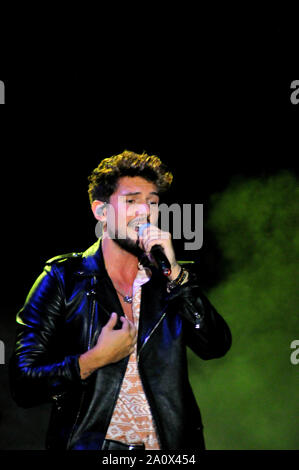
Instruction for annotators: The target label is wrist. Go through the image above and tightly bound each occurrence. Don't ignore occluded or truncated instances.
[79,347,105,379]
[168,263,181,281]
[167,266,189,293]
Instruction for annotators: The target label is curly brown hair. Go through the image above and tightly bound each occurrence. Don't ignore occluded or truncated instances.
[88,150,173,204]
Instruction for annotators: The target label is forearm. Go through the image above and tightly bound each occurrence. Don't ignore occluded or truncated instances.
[78,348,107,380]
[167,262,182,281]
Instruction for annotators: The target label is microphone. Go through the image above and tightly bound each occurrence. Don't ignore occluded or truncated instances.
[138,223,172,277]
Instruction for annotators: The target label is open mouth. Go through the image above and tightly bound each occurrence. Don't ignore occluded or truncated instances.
[128,219,148,232]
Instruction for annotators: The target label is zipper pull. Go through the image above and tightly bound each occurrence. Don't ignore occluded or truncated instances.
[193,311,202,329]
[86,275,97,296]
[52,393,64,411]
[86,289,97,296]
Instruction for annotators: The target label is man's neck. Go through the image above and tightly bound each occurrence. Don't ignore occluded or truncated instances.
[102,236,139,283]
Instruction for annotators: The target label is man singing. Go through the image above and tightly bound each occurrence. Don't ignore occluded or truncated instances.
[10,150,231,450]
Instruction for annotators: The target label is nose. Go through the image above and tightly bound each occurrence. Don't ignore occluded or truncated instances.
[135,203,150,217]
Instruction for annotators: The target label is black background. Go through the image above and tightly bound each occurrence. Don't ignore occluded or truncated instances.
[1,19,297,296]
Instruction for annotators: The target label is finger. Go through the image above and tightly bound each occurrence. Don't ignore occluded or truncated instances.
[132,333,138,345]
[141,232,170,255]
[127,318,136,332]
[138,225,162,250]
[106,312,118,329]
[120,317,137,339]
[120,316,130,331]
[125,320,137,339]
[142,226,170,242]
[144,238,164,254]
[130,324,137,340]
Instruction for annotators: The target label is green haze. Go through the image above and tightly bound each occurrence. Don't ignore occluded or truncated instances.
[188,171,299,449]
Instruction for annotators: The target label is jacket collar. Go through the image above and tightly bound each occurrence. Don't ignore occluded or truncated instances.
[77,238,108,280]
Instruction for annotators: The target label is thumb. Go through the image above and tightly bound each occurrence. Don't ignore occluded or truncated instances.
[106,312,118,328]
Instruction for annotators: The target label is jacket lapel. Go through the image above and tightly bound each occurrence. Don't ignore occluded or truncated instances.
[79,238,170,348]
[137,269,169,353]
[78,239,125,330]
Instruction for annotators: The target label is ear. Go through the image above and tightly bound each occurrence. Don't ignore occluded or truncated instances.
[92,200,107,221]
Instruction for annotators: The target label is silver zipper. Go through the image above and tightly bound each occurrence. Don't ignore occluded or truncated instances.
[137,306,168,364]
[136,306,168,447]
[87,276,97,350]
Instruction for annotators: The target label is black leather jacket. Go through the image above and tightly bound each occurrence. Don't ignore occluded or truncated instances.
[10,239,231,450]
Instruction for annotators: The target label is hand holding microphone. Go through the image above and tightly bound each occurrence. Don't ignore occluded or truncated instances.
[137,223,181,279]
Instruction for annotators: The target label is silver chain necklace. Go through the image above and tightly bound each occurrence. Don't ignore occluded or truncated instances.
[114,286,133,304]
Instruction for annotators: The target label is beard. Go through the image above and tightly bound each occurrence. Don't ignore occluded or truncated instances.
[106,216,153,265]
[113,236,152,269]
[110,229,145,259]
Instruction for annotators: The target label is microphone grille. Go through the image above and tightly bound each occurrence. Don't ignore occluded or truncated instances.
[137,223,150,237]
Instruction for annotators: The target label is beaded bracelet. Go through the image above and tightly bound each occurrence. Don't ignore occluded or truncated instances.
[167,267,189,292]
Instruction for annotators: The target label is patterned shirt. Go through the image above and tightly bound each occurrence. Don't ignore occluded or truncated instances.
[105,266,161,450]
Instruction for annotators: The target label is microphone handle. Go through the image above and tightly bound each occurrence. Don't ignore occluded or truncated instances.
[137,223,172,277]
[150,245,172,277]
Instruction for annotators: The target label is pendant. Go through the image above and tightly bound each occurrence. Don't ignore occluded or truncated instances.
[123,295,133,304]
